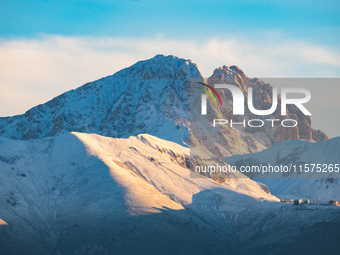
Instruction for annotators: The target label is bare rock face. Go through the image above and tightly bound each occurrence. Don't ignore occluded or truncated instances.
[207,65,327,149]
[0,55,327,156]
[312,129,329,142]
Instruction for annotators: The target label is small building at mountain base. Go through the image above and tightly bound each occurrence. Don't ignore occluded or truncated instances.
[294,199,303,205]
[328,200,339,206]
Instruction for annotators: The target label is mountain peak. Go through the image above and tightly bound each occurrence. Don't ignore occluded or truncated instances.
[116,54,203,81]
[211,65,247,80]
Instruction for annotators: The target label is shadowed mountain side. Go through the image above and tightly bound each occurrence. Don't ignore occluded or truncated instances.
[0,223,56,255]
[0,201,236,255]
[269,216,340,255]
[0,188,271,255]
[1,188,340,255]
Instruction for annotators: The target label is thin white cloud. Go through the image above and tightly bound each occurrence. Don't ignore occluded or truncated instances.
[0,34,340,118]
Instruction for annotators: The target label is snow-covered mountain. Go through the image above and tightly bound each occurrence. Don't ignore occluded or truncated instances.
[224,137,340,202]
[0,54,336,254]
[0,132,339,255]
[0,55,327,157]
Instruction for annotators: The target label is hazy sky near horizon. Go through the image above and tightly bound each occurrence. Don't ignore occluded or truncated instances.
[0,0,339,137]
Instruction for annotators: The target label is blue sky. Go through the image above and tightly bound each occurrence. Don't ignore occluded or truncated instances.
[1,0,339,44]
[0,0,340,137]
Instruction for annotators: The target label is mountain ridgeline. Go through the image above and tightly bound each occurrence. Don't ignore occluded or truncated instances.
[0,55,327,156]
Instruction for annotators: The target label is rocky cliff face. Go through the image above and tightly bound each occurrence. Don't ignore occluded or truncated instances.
[208,65,327,145]
[189,64,328,158]
[0,55,327,156]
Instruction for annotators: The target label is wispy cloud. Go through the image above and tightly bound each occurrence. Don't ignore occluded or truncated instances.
[0,34,340,117]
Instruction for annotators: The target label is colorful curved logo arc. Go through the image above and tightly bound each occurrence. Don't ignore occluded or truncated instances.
[197,82,222,106]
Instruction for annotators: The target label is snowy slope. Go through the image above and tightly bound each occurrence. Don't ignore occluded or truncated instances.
[224,137,340,202]
[0,132,339,254]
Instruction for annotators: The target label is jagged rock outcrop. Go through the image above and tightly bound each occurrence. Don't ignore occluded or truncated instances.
[208,65,326,146]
